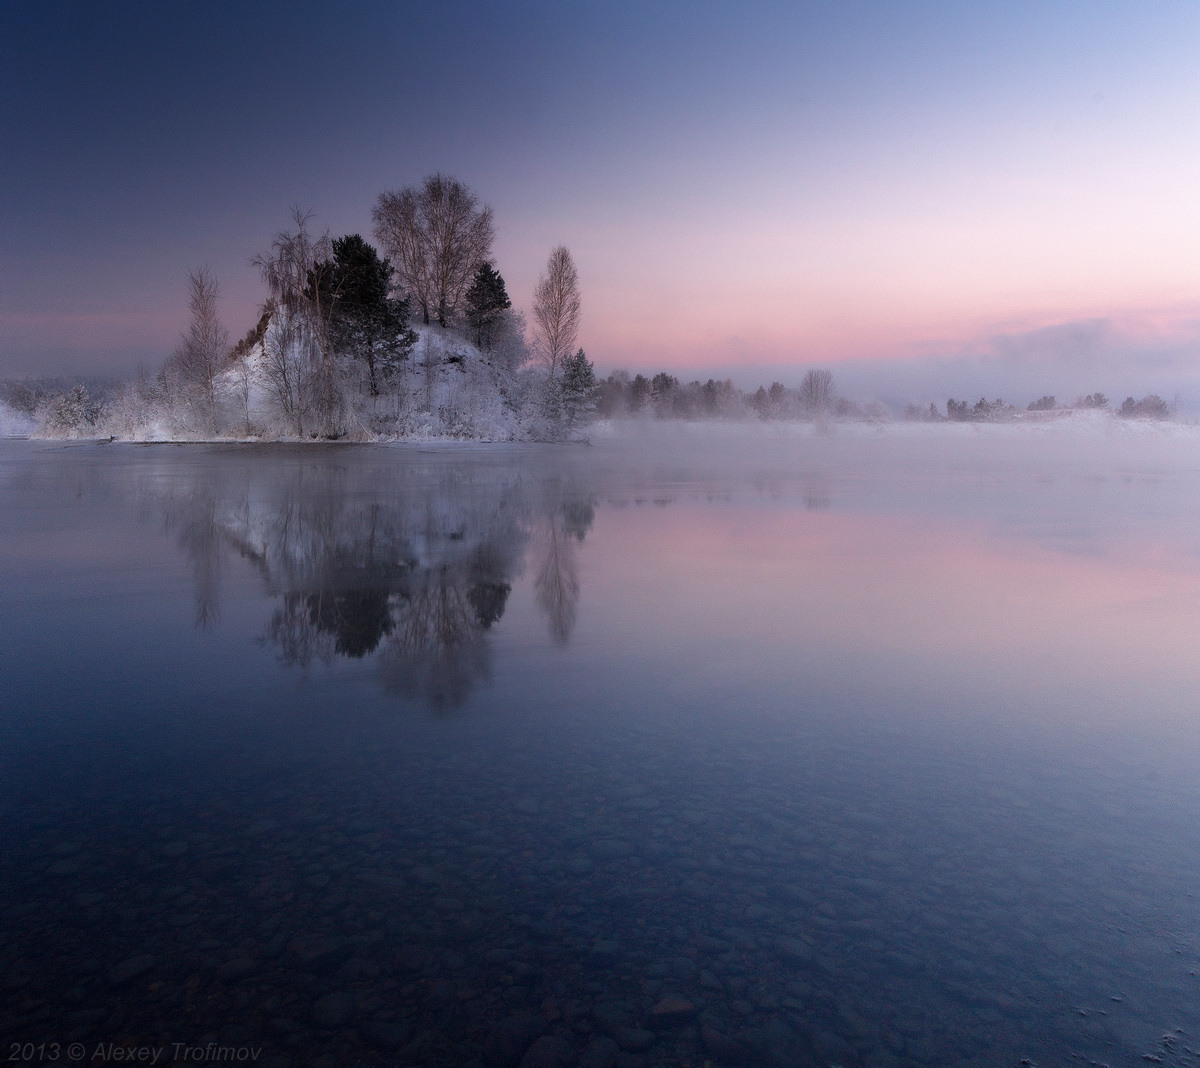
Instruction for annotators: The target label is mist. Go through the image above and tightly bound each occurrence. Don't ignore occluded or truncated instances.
[682,313,1200,415]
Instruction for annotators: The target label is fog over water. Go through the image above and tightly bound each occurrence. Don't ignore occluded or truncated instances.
[2,425,1200,1067]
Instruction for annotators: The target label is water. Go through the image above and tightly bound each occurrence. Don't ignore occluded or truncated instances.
[2,428,1200,1068]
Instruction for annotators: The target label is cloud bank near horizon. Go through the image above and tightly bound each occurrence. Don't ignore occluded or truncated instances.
[622,313,1200,412]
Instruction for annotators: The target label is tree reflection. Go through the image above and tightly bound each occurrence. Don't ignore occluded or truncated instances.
[151,453,594,711]
[175,488,223,629]
[533,483,592,643]
[378,580,491,711]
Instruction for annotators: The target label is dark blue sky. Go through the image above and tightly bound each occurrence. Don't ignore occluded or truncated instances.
[4,1,1199,400]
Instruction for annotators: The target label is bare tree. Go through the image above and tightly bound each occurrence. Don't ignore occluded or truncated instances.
[252,208,340,436]
[532,246,581,377]
[162,268,228,431]
[233,348,256,436]
[372,174,495,327]
[800,368,834,415]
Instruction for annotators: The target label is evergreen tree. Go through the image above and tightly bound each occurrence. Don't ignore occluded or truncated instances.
[560,348,597,432]
[311,234,417,397]
[767,381,788,418]
[628,374,651,414]
[464,262,512,350]
[649,372,678,418]
[537,374,565,439]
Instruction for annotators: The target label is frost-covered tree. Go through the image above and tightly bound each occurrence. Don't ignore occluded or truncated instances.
[767,381,788,418]
[160,268,229,431]
[372,174,495,327]
[627,374,651,415]
[1,381,40,415]
[594,370,630,417]
[533,374,565,440]
[560,348,597,432]
[800,368,834,415]
[532,246,581,376]
[252,208,339,436]
[38,385,98,437]
[228,307,270,435]
[1140,394,1169,418]
[488,308,530,376]
[649,372,678,418]
[464,261,512,351]
[1119,394,1170,418]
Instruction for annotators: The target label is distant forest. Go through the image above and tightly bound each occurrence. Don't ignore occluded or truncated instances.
[585,372,1174,424]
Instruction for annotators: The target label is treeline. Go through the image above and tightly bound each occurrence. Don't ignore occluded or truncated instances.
[591,368,889,421]
[588,372,1178,425]
[17,174,599,442]
[7,370,1181,437]
[905,392,1174,423]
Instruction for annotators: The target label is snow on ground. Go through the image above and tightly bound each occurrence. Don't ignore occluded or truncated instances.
[206,319,522,442]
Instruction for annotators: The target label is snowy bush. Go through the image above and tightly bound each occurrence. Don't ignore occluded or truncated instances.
[36,386,100,438]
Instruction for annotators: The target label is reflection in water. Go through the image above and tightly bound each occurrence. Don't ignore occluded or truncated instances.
[166,481,226,629]
[534,494,590,644]
[9,438,1200,1067]
[151,453,594,709]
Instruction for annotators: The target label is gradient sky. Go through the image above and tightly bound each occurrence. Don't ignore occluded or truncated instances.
[3,0,1199,403]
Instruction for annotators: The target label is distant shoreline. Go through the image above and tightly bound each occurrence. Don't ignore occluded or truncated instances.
[7,409,1196,448]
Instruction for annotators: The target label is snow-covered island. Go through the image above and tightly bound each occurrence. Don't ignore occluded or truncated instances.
[5,177,598,444]
[0,173,1188,445]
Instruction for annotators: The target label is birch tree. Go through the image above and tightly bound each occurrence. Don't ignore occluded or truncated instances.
[371,174,494,327]
[252,208,339,436]
[532,246,580,377]
[162,268,228,431]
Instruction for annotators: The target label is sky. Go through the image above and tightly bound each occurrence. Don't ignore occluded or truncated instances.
[3,0,1200,405]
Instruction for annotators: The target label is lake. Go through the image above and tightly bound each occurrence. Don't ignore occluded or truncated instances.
[2,425,1199,1068]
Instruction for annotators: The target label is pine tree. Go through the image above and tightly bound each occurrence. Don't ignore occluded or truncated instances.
[311,235,417,397]
[650,372,678,418]
[464,262,512,350]
[560,348,597,432]
[628,374,651,414]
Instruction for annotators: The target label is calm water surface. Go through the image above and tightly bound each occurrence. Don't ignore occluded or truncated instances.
[2,430,1200,1068]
